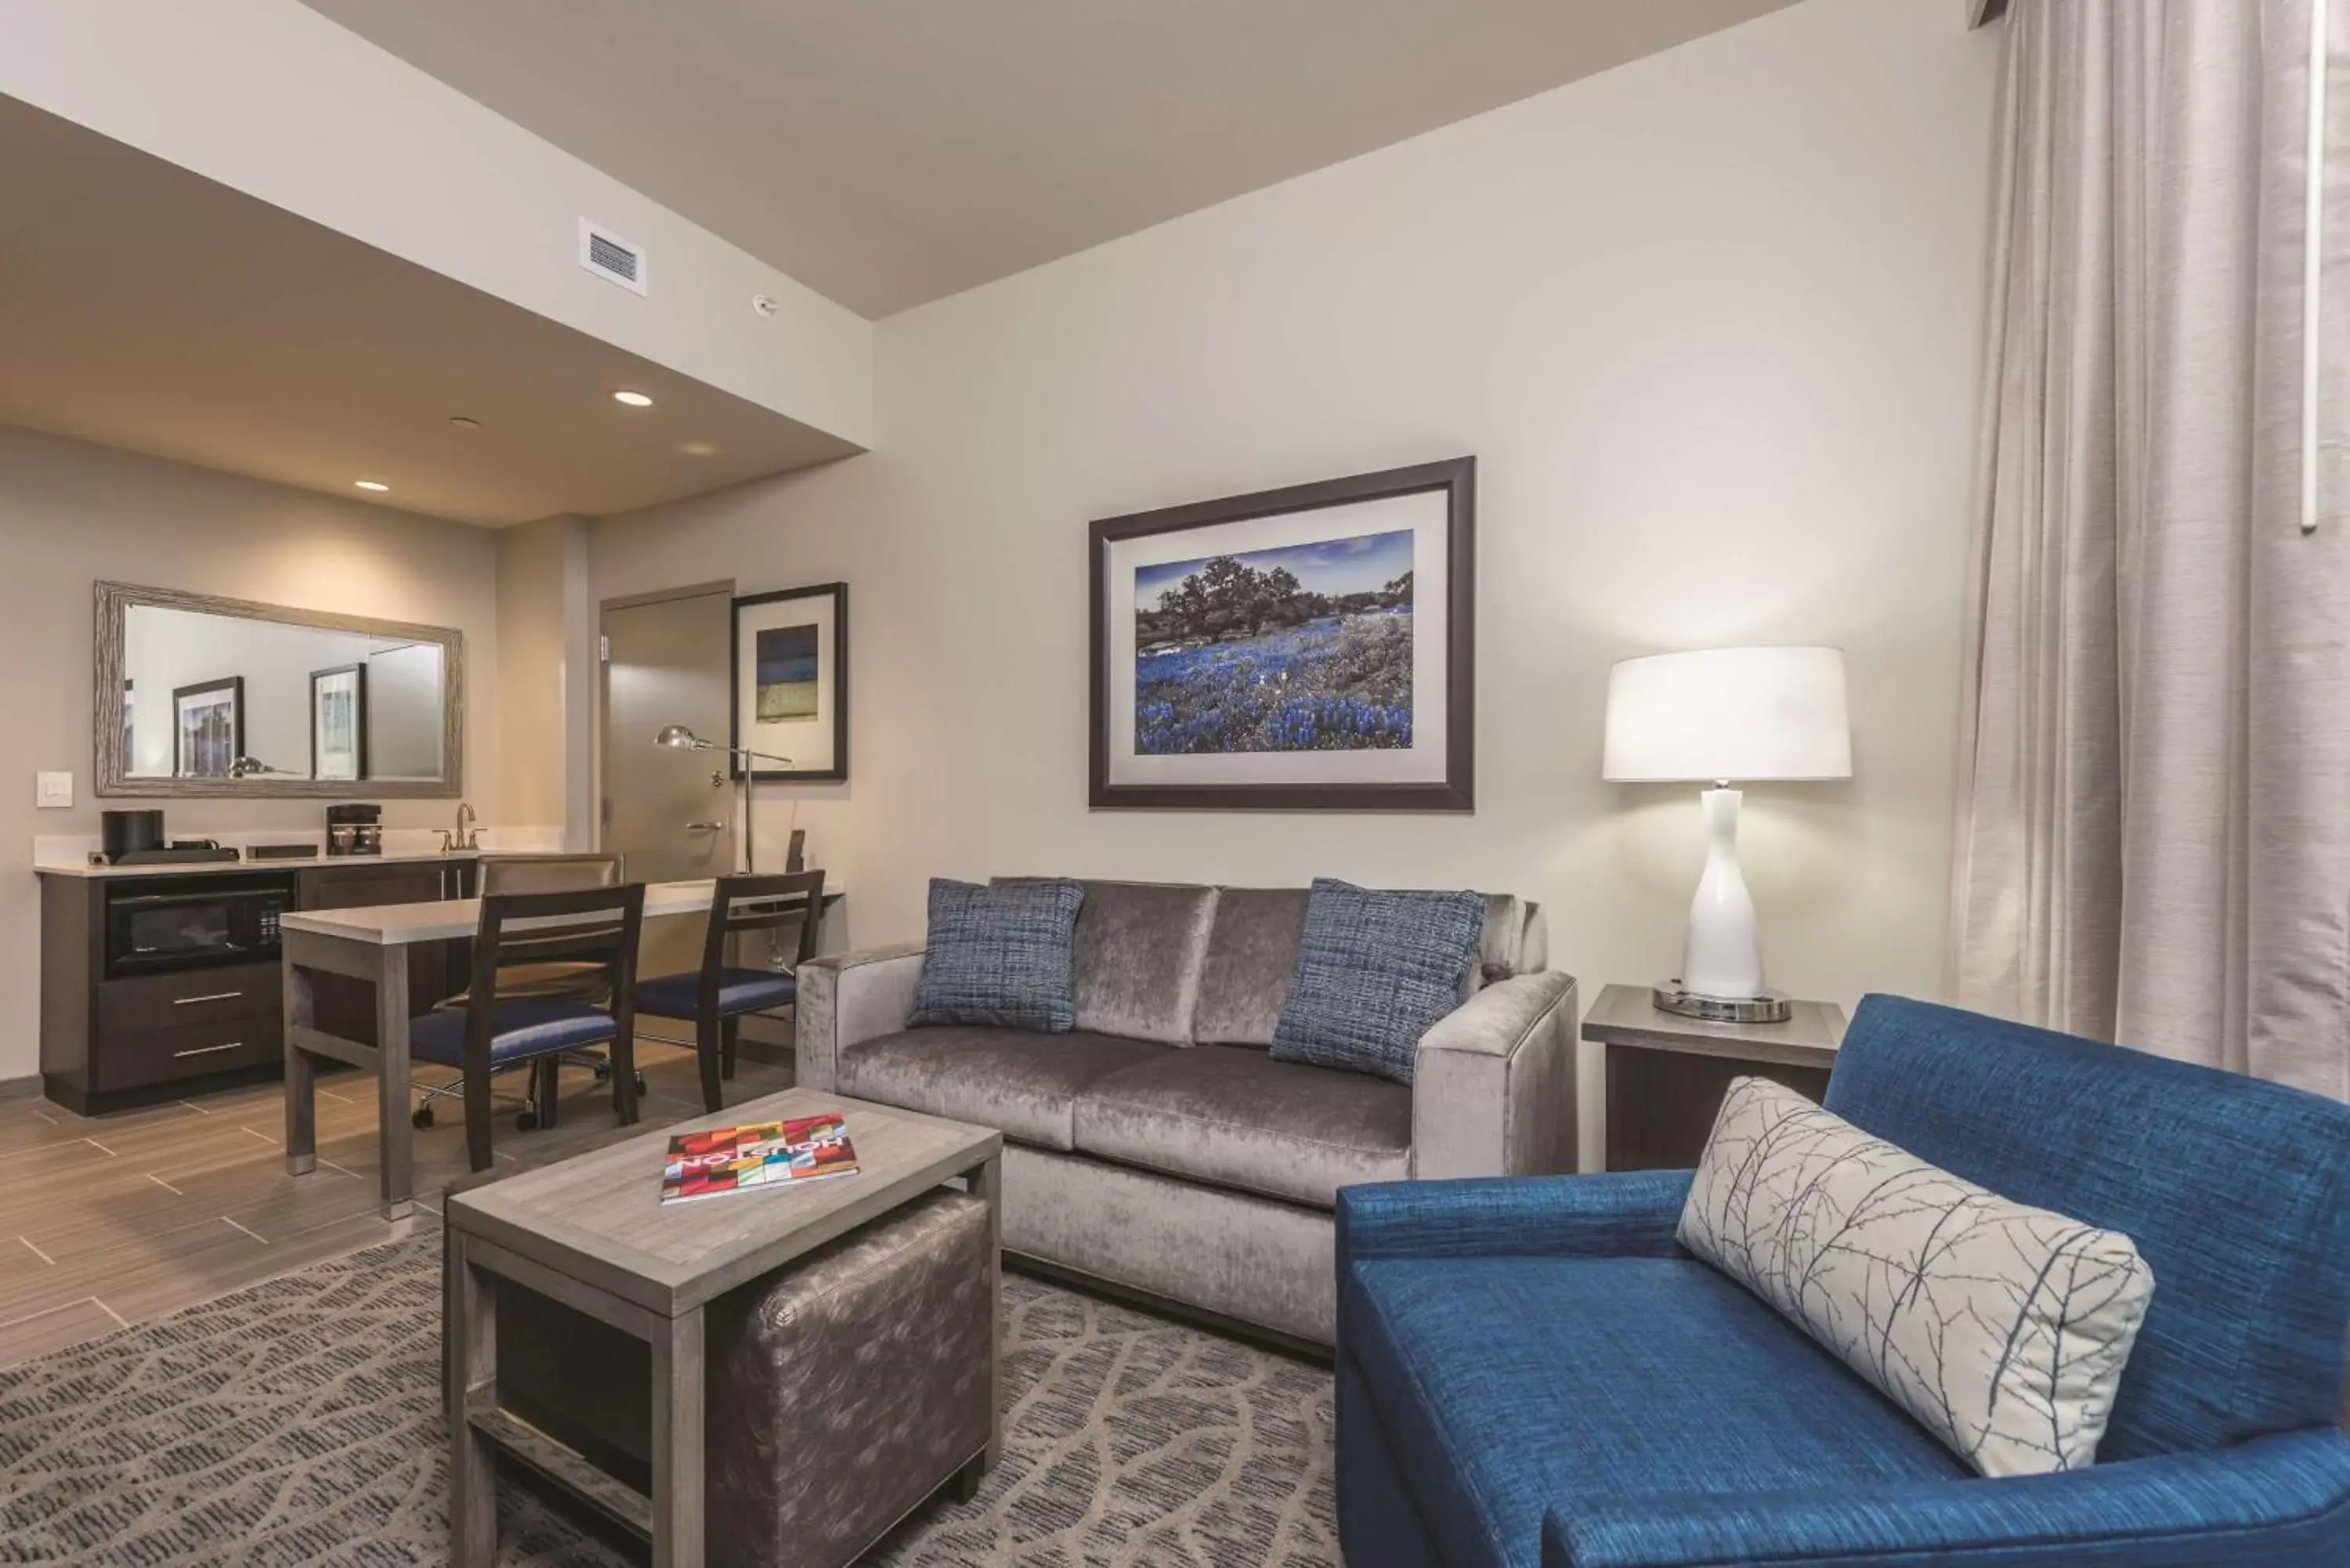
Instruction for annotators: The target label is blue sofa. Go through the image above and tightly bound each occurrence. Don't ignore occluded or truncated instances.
[1335,995,2350,1568]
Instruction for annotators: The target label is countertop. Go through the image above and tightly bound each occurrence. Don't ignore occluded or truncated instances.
[33,847,563,879]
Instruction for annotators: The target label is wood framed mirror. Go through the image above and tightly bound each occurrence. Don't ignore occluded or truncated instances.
[95,580,465,798]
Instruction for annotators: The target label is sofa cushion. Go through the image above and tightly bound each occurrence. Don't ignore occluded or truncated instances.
[1074,1044,1410,1209]
[1270,880,1485,1085]
[1342,1254,1968,1568]
[1681,1075,2153,1477]
[907,877,1085,1032]
[1191,887,1311,1046]
[836,1027,1166,1151]
[1825,995,2350,1461]
[1002,879,1217,1045]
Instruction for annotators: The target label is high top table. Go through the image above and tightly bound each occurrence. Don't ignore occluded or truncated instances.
[280,878,844,1218]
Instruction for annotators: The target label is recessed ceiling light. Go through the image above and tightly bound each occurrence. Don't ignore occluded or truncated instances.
[448,416,482,432]
[354,479,391,492]
[612,389,653,407]
[678,440,717,457]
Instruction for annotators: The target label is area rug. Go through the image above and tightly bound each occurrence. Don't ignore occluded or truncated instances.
[0,1232,1339,1566]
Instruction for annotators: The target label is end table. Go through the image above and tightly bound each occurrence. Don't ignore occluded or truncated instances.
[1582,982,1846,1170]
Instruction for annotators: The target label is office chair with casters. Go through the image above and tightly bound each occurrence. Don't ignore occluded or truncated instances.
[635,870,824,1113]
[408,881,647,1172]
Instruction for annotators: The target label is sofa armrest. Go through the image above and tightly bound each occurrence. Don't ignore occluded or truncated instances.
[794,943,924,1089]
[1336,1170,1693,1266]
[1544,1429,2350,1568]
[1411,970,1578,1178]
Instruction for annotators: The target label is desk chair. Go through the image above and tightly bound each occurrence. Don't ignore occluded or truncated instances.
[418,852,638,1130]
[636,870,824,1113]
[409,882,646,1172]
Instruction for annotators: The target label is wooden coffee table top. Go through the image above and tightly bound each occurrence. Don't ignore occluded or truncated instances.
[446,1089,1000,1317]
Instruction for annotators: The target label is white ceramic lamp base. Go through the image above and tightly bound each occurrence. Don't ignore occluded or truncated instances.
[1655,786,1791,1024]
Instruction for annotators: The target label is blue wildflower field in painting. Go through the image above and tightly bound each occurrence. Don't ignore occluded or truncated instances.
[1133,530,1414,754]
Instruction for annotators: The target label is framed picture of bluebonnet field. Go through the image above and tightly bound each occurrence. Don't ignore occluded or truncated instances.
[1089,457,1474,811]
[731,582,848,782]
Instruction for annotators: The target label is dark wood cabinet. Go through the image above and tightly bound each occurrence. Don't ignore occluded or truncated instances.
[39,857,475,1114]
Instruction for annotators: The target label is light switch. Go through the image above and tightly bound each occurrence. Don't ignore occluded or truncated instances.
[36,771,72,808]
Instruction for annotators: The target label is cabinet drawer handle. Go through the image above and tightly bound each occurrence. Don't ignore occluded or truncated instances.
[172,1041,243,1059]
[173,991,245,1006]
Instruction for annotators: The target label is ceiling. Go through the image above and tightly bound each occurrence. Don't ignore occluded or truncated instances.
[0,92,859,527]
[302,0,1799,319]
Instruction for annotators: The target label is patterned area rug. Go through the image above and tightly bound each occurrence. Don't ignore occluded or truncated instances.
[0,1233,1339,1566]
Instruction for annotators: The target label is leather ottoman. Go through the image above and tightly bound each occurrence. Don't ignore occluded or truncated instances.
[703,1187,996,1568]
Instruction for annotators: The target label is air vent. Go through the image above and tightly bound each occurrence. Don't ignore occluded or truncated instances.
[578,219,647,294]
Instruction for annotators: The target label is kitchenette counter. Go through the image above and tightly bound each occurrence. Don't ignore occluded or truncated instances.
[33,847,569,878]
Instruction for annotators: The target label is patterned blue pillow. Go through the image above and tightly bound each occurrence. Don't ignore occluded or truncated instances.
[1269,880,1486,1085]
[909,877,1086,1032]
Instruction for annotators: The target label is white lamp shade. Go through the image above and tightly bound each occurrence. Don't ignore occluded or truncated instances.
[1603,646,1852,782]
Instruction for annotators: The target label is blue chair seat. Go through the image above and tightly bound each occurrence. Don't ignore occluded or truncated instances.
[409,998,621,1068]
[634,966,797,1021]
[1342,1254,1968,1568]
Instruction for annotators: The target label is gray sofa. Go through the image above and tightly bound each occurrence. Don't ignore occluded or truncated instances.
[796,881,1576,1345]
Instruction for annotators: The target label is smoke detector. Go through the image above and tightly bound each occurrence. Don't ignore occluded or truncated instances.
[578,219,647,295]
[751,294,779,319]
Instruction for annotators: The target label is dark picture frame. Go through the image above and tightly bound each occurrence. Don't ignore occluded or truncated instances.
[309,663,370,782]
[1089,457,1475,811]
[172,676,244,779]
[730,582,848,783]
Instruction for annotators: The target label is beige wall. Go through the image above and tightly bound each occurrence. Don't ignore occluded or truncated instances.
[2,0,872,449]
[587,0,2001,1161]
[0,423,503,1081]
[494,515,591,843]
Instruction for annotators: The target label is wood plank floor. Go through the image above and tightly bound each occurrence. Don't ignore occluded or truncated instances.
[0,1042,792,1368]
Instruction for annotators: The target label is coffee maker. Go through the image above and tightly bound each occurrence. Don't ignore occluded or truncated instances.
[325,803,384,857]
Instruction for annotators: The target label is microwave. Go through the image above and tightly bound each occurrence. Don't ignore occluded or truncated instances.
[103,876,295,978]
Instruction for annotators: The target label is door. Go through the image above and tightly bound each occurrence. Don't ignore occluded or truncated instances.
[603,587,736,885]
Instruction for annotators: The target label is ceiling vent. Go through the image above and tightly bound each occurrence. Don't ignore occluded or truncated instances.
[578,219,647,294]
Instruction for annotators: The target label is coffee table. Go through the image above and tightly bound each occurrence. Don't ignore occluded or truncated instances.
[443,1088,1002,1568]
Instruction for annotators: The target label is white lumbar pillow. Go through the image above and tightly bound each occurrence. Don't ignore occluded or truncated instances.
[1677,1076,2156,1477]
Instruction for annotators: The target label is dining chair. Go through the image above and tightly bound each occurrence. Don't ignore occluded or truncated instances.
[635,870,824,1113]
[408,882,647,1172]
[418,852,638,1131]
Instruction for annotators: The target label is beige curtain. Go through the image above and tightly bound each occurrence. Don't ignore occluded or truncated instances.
[1954,0,2350,1099]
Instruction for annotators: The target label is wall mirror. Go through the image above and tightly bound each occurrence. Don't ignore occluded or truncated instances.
[96,581,465,797]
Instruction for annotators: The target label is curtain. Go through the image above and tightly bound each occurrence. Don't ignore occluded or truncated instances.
[1953,0,2350,1099]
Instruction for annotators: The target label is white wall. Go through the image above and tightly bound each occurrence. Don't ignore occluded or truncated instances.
[0,0,872,449]
[1,423,503,1082]
[584,0,1997,1162]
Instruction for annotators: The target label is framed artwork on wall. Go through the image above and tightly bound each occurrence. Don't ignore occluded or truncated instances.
[310,663,369,782]
[732,582,848,783]
[173,676,244,779]
[1089,457,1476,811]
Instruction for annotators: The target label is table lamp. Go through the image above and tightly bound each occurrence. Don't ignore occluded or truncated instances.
[1601,646,1850,1024]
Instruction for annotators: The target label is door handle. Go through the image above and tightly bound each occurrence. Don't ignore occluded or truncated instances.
[685,821,727,833]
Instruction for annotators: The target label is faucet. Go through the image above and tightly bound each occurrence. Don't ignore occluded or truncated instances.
[439,802,480,853]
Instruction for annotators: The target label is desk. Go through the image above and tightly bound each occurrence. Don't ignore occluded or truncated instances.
[281,880,844,1218]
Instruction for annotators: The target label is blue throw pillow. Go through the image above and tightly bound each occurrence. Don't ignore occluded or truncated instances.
[1269,879,1486,1085]
[908,877,1086,1032]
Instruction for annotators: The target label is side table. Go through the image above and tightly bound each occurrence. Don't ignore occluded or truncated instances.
[1581,983,1846,1170]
